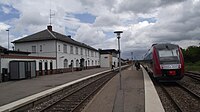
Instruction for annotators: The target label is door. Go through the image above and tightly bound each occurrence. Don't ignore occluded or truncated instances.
[50,61,53,74]
[45,62,48,75]
[39,62,43,75]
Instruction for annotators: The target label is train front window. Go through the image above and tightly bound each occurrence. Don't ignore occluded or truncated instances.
[158,49,179,57]
[158,49,180,64]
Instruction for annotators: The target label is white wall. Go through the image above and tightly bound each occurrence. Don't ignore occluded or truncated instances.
[56,41,99,68]
[14,40,100,69]
[14,40,56,57]
[100,54,111,67]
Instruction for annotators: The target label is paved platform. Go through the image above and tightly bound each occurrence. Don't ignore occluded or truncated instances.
[82,66,165,112]
[0,67,109,106]
[0,66,165,112]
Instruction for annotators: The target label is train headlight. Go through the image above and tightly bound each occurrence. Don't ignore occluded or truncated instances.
[178,64,181,69]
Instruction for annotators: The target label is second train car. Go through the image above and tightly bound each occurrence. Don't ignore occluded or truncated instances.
[143,43,184,80]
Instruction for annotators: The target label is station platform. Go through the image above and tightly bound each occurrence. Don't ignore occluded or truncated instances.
[0,66,165,112]
[0,67,109,106]
[82,66,165,112]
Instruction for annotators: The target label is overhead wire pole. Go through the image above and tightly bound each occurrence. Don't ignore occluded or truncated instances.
[114,31,123,90]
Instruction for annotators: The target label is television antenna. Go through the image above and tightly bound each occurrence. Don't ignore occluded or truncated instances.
[49,9,55,25]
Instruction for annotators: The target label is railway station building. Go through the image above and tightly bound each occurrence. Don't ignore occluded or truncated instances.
[12,25,100,74]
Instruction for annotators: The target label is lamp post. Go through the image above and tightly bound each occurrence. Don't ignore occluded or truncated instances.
[114,31,123,90]
[6,29,9,50]
[131,52,133,70]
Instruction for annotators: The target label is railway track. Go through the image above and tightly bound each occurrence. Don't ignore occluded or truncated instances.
[159,81,200,112]
[8,65,129,112]
[185,72,200,81]
[42,72,116,112]
[149,70,200,112]
[26,65,135,112]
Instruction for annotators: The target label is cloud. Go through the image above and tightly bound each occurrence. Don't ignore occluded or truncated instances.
[94,14,121,27]
[74,24,106,46]
[116,0,186,14]
[2,6,12,14]
[117,0,159,14]
[0,22,10,30]
[0,0,200,60]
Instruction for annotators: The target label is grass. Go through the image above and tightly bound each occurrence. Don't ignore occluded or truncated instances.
[185,61,200,72]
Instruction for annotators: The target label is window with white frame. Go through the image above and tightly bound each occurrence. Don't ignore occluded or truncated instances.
[64,59,68,68]
[88,50,90,56]
[40,45,42,52]
[63,44,67,53]
[81,48,83,55]
[70,46,73,54]
[91,51,94,57]
[76,47,78,55]
[32,46,36,53]
[85,49,87,56]
[58,45,60,51]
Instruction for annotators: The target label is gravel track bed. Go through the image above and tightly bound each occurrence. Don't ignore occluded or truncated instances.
[178,76,200,95]
[153,82,178,112]
[44,72,116,112]
[151,74,200,112]
[26,72,112,112]
[163,83,200,112]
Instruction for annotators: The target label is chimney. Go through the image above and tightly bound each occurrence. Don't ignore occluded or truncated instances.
[67,35,71,38]
[47,25,52,31]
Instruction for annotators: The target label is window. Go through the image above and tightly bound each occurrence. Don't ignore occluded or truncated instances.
[81,48,83,55]
[70,46,73,54]
[63,44,67,53]
[92,60,94,66]
[64,59,68,68]
[88,50,90,56]
[91,51,94,57]
[96,52,99,57]
[85,49,87,56]
[158,49,179,57]
[58,45,60,51]
[76,47,78,55]
[32,46,36,53]
[40,45,42,52]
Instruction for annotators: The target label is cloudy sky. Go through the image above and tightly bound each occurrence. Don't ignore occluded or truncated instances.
[0,0,200,59]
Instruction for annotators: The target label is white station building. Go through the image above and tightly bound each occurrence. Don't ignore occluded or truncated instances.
[12,25,100,74]
[0,26,122,83]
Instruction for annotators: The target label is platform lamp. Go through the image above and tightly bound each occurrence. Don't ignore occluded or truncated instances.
[114,31,123,90]
[131,52,133,70]
[6,29,9,50]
